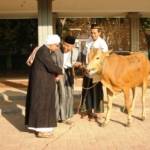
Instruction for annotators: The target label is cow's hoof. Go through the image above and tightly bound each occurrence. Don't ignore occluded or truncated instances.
[121,107,128,114]
[94,117,98,122]
[80,113,85,119]
[88,116,92,121]
[99,122,107,127]
[141,116,146,121]
[126,122,131,127]
[88,113,93,121]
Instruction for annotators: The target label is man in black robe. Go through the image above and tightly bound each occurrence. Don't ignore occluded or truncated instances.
[25,34,62,138]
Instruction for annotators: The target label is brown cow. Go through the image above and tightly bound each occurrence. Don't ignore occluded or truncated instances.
[87,49,150,127]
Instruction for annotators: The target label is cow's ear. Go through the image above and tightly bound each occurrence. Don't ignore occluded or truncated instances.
[104,50,112,57]
[108,49,113,54]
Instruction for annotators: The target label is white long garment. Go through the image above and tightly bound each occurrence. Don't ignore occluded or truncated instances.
[28,127,54,132]
[83,36,108,64]
[63,52,71,69]
[63,48,79,119]
[63,48,79,69]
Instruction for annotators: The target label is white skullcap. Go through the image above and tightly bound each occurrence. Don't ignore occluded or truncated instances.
[46,34,61,45]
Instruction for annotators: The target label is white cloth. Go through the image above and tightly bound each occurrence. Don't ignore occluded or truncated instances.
[26,34,61,66]
[63,52,71,69]
[63,48,79,69]
[26,46,40,66]
[46,34,60,45]
[28,127,54,132]
[83,36,108,64]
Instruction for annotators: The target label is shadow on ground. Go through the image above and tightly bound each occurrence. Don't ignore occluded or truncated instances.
[0,80,27,89]
[0,90,26,132]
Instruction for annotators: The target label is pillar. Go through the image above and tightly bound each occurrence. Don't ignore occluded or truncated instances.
[37,0,53,46]
[127,12,140,51]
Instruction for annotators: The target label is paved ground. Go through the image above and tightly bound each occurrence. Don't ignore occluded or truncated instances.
[0,77,150,150]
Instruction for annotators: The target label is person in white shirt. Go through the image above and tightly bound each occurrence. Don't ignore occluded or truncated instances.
[83,36,108,63]
[80,24,108,120]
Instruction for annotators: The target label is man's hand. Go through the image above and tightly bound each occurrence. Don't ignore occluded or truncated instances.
[73,62,82,67]
[55,75,64,81]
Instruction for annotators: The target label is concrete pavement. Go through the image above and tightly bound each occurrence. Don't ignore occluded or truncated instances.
[0,77,150,150]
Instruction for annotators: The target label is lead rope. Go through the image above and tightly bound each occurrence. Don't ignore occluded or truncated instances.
[77,81,99,113]
[82,82,99,90]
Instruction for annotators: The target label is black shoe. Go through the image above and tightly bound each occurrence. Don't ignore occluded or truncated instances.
[58,120,63,123]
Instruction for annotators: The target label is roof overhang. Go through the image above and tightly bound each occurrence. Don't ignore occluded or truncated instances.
[53,0,150,18]
[0,0,37,19]
[0,0,150,19]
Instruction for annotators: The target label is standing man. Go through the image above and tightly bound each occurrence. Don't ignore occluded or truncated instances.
[81,25,108,120]
[54,48,66,122]
[63,36,79,122]
[25,34,62,138]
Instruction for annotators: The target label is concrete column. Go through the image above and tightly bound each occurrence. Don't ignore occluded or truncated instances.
[127,12,140,51]
[37,0,53,46]
[52,13,58,34]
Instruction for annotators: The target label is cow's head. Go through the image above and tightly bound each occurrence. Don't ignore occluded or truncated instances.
[87,49,111,76]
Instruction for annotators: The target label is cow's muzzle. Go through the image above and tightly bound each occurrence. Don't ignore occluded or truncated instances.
[85,67,98,76]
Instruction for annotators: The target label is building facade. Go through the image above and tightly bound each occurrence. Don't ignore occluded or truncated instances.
[0,0,150,72]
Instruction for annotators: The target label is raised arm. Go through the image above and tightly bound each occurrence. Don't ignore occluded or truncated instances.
[36,47,62,75]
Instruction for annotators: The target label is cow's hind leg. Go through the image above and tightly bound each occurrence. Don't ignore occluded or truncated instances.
[141,80,147,121]
[121,88,136,114]
[124,89,133,127]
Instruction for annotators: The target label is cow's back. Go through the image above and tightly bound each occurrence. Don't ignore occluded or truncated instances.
[101,52,150,91]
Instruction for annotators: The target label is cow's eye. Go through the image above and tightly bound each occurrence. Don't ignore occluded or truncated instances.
[96,57,100,60]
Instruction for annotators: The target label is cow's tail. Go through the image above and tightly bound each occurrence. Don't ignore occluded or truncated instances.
[148,60,150,82]
[149,60,150,74]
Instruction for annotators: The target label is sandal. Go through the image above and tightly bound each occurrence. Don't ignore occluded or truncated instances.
[36,132,53,138]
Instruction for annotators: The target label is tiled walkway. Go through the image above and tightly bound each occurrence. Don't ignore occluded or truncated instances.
[0,77,150,150]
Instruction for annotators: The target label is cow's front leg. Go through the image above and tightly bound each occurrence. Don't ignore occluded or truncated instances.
[101,91,113,127]
[130,88,136,113]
